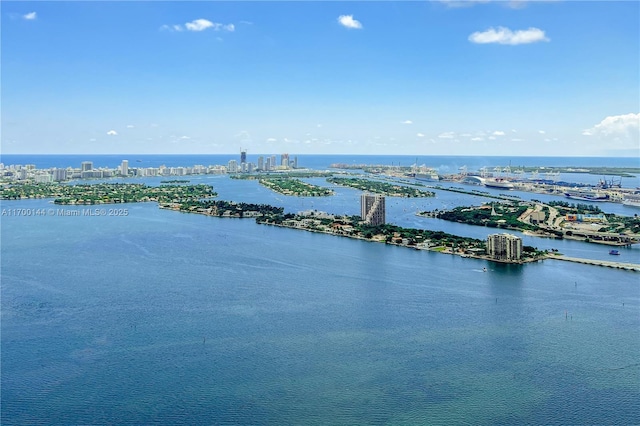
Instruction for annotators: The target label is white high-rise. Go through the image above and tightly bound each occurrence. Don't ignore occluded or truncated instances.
[360,194,385,226]
[486,233,522,261]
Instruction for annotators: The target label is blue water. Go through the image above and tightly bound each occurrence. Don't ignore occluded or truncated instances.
[2,158,640,424]
[2,154,639,188]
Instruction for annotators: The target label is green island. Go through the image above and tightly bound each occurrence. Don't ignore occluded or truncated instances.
[160,179,190,184]
[164,200,284,218]
[0,183,216,204]
[255,211,545,263]
[327,177,435,197]
[259,178,334,197]
[419,200,640,246]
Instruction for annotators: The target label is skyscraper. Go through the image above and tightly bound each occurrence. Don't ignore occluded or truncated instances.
[81,161,93,172]
[281,153,289,168]
[360,193,385,226]
[121,160,129,177]
[257,156,264,171]
[486,233,522,261]
[240,149,247,164]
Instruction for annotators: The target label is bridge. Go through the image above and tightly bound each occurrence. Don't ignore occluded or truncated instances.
[546,255,640,272]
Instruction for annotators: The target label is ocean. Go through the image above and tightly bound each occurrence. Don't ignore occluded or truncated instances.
[1,155,639,424]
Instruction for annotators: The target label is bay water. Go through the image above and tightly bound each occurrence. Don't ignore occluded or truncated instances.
[1,156,639,424]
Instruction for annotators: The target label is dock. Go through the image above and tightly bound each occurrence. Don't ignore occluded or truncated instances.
[546,255,640,272]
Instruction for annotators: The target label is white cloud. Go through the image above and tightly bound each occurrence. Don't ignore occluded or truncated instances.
[23,12,37,20]
[164,19,235,33]
[127,124,135,128]
[106,130,118,136]
[469,27,549,45]
[266,137,277,143]
[402,120,413,124]
[583,113,640,137]
[538,130,546,134]
[338,15,363,30]
[179,136,190,140]
[417,133,425,137]
[317,124,323,128]
[471,137,484,141]
[186,19,215,31]
[438,131,456,139]
[492,130,505,136]
[511,138,524,142]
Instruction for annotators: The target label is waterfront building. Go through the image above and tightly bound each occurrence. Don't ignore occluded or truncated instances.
[293,156,298,169]
[361,193,386,226]
[227,160,238,173]
[271,155,277,170]
[121,160,129,177]
[240,149,247,165]
[53,168,67,182]
[34,173,53,183]
[486,233,522,261]
[81,161,93,172]
[281,153,289,168]
[258,156,264,171]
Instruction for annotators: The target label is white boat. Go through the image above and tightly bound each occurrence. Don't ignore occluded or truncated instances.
[564,189,609,202]
[415,172,439,181]
[622,194,640,208]
[484,178,514,190]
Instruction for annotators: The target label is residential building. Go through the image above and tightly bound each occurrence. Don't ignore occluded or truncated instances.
[361,193,385,226]
[486,233,522,261]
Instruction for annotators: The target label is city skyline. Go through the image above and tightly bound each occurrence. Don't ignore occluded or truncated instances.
[2,1,639,157]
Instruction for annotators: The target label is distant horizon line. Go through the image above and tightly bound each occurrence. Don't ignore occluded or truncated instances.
[2,153,638,158]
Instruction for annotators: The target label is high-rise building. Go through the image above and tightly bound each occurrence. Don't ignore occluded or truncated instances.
[81,161,93,172]
[53,168,67,181]
[360,193,385,226]
[228,160,238,173]
[121,160,129,177]
[240,149,247,164]
[486,233,522,261]
[257,156,264,171]
[281,153,289,168]
[293,156,298,169]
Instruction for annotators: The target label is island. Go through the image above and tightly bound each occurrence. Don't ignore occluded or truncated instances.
[419,200,640,246]
[258,178,334,197]
[0,183,216,204]
[327,177,435,197]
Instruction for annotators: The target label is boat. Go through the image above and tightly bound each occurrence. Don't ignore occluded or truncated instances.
[609,250,620,255]
[415,172,440,182]
[622,193,640,208]
[563,189,609,202]
[484,178,514,190]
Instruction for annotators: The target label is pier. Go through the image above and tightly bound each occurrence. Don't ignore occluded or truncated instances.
[546,255,640,272]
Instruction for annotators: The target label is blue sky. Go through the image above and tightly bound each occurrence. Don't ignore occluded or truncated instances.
[2,1,639,156]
